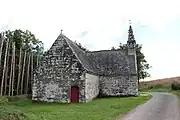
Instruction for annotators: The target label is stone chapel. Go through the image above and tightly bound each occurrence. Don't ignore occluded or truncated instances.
[32,24,138,103]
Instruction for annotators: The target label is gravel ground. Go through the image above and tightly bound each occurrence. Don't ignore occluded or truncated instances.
[121,92,180,120]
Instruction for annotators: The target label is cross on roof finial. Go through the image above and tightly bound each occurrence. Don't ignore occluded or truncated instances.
[129,20,131,25]
[60,29,63,34]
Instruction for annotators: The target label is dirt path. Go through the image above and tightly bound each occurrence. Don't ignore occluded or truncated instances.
[121,92,180,120]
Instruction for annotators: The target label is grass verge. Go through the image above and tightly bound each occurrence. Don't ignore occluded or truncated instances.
[0,95,151,120]
[140,88,171,92]
[169,90,180,98]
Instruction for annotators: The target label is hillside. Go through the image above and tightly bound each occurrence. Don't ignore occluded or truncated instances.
[139,76,180,90]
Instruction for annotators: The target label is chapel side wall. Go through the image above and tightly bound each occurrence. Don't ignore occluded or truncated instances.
[85,73,99,102]
[99,75,138,96]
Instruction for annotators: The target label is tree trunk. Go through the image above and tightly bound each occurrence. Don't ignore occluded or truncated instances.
[138,74,140,85]
[0,38,9,96]
[4,41,10,95]
[36,55,39,68]
[31,52,33,93]
[16,46,22,95]
[25,53,30,94]
[0,36,4,72]
[20,51,26,95]
[8,43,13,96]
[11,42,16,96]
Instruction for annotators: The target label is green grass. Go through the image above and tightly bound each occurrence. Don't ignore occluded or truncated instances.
[139,86,180,98]
[139,84,171,92]
[139,84,180,96]
[0,95,151,120]
[140,84,180,99]
[140,88,171,92]
[169,90,180,108]
[169,90,180,98]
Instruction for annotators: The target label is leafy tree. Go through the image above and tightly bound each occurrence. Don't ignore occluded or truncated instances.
[2,29,44,54]
[0,29,44,95]
[0,29,44,70]
[135,44,151,82]
[111,47,116,50]
[75,42,89,52]
[1,29,44,67]
[113,43,151,84]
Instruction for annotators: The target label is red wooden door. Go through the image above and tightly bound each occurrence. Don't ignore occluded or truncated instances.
[71,86,79,103]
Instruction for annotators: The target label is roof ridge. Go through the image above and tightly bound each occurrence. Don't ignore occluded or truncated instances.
[88,49,121,53]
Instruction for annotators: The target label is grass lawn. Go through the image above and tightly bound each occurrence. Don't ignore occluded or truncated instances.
[169,90,180,98]
[0,95,151,120]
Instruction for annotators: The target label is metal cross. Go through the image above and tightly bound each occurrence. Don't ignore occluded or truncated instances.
[61,29,63,34]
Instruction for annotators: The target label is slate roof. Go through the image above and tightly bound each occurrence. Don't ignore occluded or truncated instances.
[50,33,135,76]
[63,35,96,73]
[87,50,131,76]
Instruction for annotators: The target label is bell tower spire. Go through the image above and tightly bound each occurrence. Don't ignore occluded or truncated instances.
[126,20,137,75]
[127,20,136,48]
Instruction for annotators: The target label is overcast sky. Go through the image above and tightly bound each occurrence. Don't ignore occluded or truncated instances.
[0,0,180,81]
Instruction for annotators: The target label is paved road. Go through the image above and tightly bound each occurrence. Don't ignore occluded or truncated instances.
[121,92,180,120]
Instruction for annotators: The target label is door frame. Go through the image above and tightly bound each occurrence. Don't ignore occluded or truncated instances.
[70,86,79,103]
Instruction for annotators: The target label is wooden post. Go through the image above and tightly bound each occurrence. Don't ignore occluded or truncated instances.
[25,53,30,94]
[0,38,9,96]
[16,46,22,95]
[11,42,16,96]
[0,34,4,72]
[20,51,26,94]
[4,41,10,95]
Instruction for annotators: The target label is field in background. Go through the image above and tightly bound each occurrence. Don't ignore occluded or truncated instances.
[139,76,180,92]
[139,76,180,99]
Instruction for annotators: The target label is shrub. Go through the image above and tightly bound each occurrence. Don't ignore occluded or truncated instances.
[148,84,164,89]
[171,82,180,90]
[0,111,26,120]
[0,97,9,105]
[6,96,20,102]
[6,95,30,102]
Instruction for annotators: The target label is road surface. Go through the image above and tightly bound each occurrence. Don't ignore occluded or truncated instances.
[121,92,180,120]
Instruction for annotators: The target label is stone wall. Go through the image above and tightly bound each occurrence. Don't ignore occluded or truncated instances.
[85,73,99,102]
[127,48,137,74]
[32,70,70,103]
[99,75,138,96]
[32,35,86,103]
[128,55,137,75]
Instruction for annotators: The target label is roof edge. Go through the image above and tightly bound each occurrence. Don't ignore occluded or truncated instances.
[63,34,93,73]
